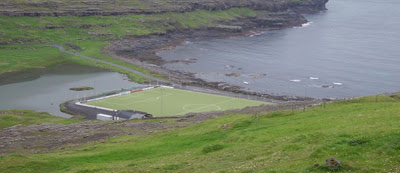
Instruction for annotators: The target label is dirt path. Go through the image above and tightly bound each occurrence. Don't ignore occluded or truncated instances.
[52,44,168,83]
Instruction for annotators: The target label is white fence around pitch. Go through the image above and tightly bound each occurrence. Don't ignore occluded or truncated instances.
[76,85,174,110]
[76,102,117,112]
[160,85,174,89]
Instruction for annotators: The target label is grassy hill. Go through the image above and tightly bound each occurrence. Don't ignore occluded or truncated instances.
[0,0,327,82]
[0,0,324,16]
[0,8,257,82]
[1,94,399,172]
[0,110,81,130]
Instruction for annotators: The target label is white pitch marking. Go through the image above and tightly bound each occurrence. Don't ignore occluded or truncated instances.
[177,98,236,115]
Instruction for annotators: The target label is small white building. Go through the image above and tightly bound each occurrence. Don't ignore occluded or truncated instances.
[96,114,120,121]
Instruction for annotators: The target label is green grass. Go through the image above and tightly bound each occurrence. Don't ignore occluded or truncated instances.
[0,110,81,130]
[0,46,71,74]
[69,40,156,82]
[1,95,400,172]
[0,45,153,83]
[85,87,268,117]
[0,8,257,82]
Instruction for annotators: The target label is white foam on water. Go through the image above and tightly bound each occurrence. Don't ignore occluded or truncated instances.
[302,22,313,27]
[333,82,343,86]
[249,32,263,37]
[309,77,319,80]
[290,79,301,82]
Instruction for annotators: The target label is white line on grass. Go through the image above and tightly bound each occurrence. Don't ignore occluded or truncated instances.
[90,90,174,110]
[177,98,237,115]
[94,96,160,108]
[123,92,174,106]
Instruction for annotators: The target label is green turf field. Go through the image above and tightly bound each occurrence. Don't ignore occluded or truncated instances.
[85,87,269,117]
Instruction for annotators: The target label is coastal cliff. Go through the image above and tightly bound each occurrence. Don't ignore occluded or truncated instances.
[104,0,328,67]
[0,0,328,17]
[0,0,328,100]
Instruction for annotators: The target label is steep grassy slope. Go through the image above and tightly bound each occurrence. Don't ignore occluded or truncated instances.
[0,0,327,16]
[0,0,328,82]
[0,110,81,130]
[1,94,399,172]
[0,8,256,82]
[0,8,256,45]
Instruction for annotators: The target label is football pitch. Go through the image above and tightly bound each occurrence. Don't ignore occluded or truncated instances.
[85,87,270,117]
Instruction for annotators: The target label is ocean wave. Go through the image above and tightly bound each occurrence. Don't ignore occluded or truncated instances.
[248,32,263,37]
[333,82,343,86]
[302,22,313,27]
[290,79,301,82]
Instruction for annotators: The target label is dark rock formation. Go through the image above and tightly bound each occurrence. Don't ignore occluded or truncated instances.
[109,10,307,65]
[290,0,329,14]
[325,157,342,167]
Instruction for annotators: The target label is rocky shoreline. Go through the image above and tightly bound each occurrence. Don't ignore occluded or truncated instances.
[0,0,330,103]
[105,6,329,101]
[0,0,329,102]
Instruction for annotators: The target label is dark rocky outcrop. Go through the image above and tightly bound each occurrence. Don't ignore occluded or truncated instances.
[325,157,342,167]
[0,0,328,17]
[109,10,308,65]
[290,0,329,14]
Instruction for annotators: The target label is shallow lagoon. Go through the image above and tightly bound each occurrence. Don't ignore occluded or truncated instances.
[0,64,142,118]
